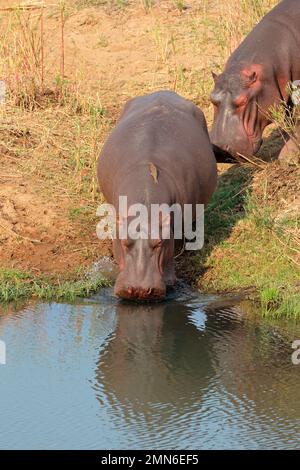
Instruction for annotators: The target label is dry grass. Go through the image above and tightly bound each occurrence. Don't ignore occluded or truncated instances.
[213,0,278,59]
[0,2,51,109]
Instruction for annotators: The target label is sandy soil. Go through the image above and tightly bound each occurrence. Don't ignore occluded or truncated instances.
[0,0,216,277]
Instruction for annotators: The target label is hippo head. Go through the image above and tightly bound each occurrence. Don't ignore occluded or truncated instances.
[113,215,176,301]
[210,64,269,157]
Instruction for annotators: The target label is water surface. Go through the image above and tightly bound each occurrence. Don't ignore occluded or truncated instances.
[0,288,299,450]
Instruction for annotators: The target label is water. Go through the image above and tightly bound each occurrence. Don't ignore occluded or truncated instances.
[0,287,299,450]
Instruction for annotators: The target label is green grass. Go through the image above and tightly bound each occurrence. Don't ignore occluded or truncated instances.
[0,269,111,303]
[192,166,300,318]
[259,288,300,319]
[205,166,253,237]
[68,205,96,223]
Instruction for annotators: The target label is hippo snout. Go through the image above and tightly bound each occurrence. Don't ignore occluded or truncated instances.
[115,283,166,302]
[211,128,263,158]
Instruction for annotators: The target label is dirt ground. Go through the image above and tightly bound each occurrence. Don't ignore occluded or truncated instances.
[0,177,111,277]
[0,0,214,278]
[0,0,298,281]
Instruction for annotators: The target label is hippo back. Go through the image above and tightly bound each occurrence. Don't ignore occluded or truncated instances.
[97,91,217,208]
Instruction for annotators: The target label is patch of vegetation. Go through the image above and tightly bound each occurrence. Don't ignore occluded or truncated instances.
[259,287,300,319]
[68,205,96,222]
[75,0,128,10]
[190,165,300,318]
[97,34,109,47]
[172,0,187,12]
[75,0,108,6]
[205,166,253,238]
[0,269,111,303]
[212,0,278,61]
[140,0,155,12]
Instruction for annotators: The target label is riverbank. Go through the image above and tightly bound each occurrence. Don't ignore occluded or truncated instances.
[1,156,299,317]
[0,0,299,316]
[179,162,300,318]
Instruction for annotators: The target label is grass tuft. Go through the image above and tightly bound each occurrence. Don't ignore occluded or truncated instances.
[0,268,111,303]
[260,287,300,319]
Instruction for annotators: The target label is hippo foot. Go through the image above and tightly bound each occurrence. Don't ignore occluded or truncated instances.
[278,137,300,164]
[163,264,177,287]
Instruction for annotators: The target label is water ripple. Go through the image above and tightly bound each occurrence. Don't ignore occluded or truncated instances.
[0,290,300,449]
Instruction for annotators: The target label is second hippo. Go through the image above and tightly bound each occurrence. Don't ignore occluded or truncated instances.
[210,0,300,158]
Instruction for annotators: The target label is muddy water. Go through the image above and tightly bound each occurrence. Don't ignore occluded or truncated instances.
[0,287,299,450]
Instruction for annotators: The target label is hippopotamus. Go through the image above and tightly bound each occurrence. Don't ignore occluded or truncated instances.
[210,0,300,158]
[97,91,217,301]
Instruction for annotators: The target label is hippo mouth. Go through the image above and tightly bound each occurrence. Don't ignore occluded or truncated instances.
[115,286,166,302]
[250,136,263,154]
[212,134,263,160]
[212,143,237,162]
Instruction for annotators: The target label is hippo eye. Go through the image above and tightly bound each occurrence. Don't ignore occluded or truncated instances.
[210,96,221,107]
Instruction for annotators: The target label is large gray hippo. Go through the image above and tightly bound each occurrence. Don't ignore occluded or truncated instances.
[210,0,300,158]
[97,91,217,301]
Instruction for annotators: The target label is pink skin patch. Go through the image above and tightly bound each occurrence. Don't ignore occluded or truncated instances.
[233,94,248,109]
[237,65,264,140]
[241,64,263,94]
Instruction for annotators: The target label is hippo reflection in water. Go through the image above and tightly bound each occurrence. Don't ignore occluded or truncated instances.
[93,299,300,447]
[94,300,215,431]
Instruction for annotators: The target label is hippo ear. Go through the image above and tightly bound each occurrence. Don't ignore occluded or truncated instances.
[211,71,219,83]
[242,68,260,88]
[246,71,257,86]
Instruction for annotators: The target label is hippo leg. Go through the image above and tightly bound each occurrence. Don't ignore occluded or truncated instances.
[164,259,177,286]
[279,125,300,163]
